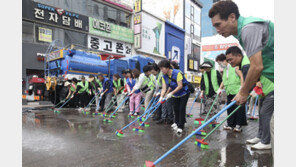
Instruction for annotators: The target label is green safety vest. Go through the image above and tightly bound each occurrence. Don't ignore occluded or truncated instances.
[89,81,97,94]
[95,77,102,88]
[156,72,163,88]
[77,81,89,94]
[204,69,219,95]
[222,65,241,95]
[70,83,76,92]
[113,78,123,93]
[235,16,274,83]
[142,74,155,90]
[240,55,274,96]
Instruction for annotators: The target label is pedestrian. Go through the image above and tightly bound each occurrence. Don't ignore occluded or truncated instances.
[112,74,125,112]
[215,53,247,132]
[130,65,155,114]
[126,69,142,116]
[158,59,190,134]
[76,76,89,111]
[97,73,113,113]
[199,61,222,115]
[224,46,274,150]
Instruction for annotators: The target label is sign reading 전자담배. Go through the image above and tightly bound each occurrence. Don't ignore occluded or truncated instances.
[22,0,89,32]
[89,17,134,44]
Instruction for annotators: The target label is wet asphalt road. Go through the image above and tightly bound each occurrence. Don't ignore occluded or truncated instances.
[22,98,273,167]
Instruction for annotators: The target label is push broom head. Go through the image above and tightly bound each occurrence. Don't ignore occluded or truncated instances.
[195,138,209,149]
[209,121,219,128]
[194,118,205,125]
[133,126,145,133]
[139,122,150,127]
[128,114,135,118]
[186,113,193,118]
[54,110,60,114]
[92,112,99,116]
[103,118,113,123]
[144,161,155,167]
[192,129,207,136]
[116,130,123,137]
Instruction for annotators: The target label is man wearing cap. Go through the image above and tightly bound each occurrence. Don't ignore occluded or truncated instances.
[199,61,222,114]
[97,73,113,112]
[209,0,274,150]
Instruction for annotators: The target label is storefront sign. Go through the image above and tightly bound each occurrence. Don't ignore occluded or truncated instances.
[88,35,132,57]
[89,17,133,43]
[134,14,142,24]
[134,24,141,34]
[38,27,52,43]
[22,1,89,32]
[135,0,142,13]
[134,34,141,49]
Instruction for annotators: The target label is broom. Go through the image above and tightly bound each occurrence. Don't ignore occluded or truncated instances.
[103,95,130,123]
[54,96,73,114]
[186,91,200,118]
[133,98,165,132]
[144,100,237,167]
[137,96,159,122]
[248,95,259,120]
[196,96,250,149]
[115,98,159,137]
[194,94,219,125]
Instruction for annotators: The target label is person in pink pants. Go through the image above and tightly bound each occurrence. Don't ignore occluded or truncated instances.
[125,69,142,116]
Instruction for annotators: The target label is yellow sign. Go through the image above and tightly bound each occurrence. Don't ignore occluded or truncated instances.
[134,14,141,24]
[194,76,201,84]
[189,59,194,69]
[38,27,52,43]
[135,0,142,13]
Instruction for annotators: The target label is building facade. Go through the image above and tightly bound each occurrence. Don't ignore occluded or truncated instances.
[22,0,134,80]
[200,0,220,37]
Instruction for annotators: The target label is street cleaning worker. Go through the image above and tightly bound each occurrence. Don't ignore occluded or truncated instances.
[150,63,165,122]
[209,0,274,151]
[94,73,103,112]
[87,75,100,110]
[97,72,113,113]
[112,74,125,112]
[225,46,274,150]
[126,69,142,116]
[199,61,222,115]
[158,59,190,134]
[76,76,89,111]
[215,53,247,132]
[130,65,155,115]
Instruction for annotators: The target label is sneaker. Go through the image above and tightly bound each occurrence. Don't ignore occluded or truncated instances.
[176,128,183,134]
[246,137,261,144]
[129,112,133,115]
[251,142,272,150]
[223,125,233,130]
[171,123,177,128]
[173,126,178,131]
[133,112,138,116]
[233,125,243,132]
[117,109,124,113]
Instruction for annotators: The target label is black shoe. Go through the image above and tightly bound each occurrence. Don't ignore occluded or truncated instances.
[156,119,165,124]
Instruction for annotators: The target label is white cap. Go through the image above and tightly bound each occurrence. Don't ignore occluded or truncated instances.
[64,81,71,87]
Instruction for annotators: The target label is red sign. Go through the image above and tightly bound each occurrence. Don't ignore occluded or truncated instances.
[202,43,239,52]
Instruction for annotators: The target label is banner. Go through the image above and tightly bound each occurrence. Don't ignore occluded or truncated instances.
[38,27,52,43]
[88,35,132,57]
[89,17,133,43]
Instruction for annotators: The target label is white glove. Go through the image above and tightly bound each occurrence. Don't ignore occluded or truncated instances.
[217,88,222,95]
[166,92,173,99]
[250,90,258,98]
[158,97,163,103]
[128,92,133,96]
[70,95,74,99]
[156,92,161,96]
[195,92,200,97]
[100,93,104,97]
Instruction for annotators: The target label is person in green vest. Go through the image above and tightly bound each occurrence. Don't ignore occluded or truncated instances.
[95,73,103,112]
[130,65,155,115]
[199,61,222,115]
[76,76,89,111]
[112,74,125,112]
[63,78,78,107]
[215,53,247,132]
[225,46,274,150]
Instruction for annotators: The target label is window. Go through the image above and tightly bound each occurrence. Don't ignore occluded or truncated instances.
[23,21,34,43]
[185,0,191,18]
[194,6,201,25]
[185,18,191,34]
[194,23,201,37]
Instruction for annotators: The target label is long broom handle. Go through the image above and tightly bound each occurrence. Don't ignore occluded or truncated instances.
[104,96,117,112]
[187,91,200,114]
[140,102,162,125]
[204,94,219,121]
[132,97,145,114]
[202,96,250,140]
[200,98,203,115]
[57,97,72,109]
[144,96,159,116]
[109,95,130,118]
[252,95,259,117]
[85,90,101,108]
[152,100,237,165]
[121,98,159,131]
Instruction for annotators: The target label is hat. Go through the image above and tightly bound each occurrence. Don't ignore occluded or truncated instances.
[80,76,85,80]
[64,81,71,87]
[200,61,213,69]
